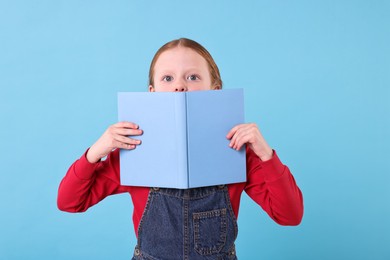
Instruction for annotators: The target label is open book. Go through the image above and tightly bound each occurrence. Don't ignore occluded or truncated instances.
[118,89,246,189]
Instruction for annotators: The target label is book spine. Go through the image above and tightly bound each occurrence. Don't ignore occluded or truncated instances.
[175,93,188,188]
[184,93,191,188]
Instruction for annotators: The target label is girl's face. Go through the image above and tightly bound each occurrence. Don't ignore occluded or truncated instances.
[149,47,215,92]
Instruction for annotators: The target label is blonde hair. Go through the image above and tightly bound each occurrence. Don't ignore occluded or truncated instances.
[148,38,223,89]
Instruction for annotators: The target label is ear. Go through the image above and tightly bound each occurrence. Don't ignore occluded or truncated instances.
[149,85,155,92]
[212,85,221,90]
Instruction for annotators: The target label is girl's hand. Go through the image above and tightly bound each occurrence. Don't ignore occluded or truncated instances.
[226,123,273,161]
[86,121,143,163]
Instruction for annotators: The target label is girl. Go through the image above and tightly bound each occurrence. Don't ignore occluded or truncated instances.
[57,38,304,260]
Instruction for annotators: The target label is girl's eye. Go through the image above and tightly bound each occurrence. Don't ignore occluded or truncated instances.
[163,76,173,82]
[187,75,200,81]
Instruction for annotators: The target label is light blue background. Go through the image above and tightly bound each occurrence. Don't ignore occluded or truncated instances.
[0,0,389,259]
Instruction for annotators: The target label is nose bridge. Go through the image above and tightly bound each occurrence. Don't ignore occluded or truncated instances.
[174,77,187,92]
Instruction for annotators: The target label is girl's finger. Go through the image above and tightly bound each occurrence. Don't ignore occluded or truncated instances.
[117,142,136,150]
[115,121,139,129]
[233,132,251,150]
[231,127,253,150]
[226,124,244,139]
[114,135,142,145]
[115,128,143,136]
[228,126,241,147]
[229,125,249,147]
[226,128,236,140]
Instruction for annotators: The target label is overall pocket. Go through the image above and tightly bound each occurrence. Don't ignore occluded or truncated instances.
[193,208,227,256]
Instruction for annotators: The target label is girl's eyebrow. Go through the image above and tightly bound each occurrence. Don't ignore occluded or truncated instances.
[157,68,203,75]
[157,70,175,75]
[185,67,202,72]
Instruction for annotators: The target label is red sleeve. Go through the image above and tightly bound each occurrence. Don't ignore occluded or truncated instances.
[244,147,304,226]
[57,149,130,212]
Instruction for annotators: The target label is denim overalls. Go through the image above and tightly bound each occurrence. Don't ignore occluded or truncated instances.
[132,185,238,260]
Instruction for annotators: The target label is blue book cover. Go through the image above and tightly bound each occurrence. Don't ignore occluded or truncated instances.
[118,89,246,189]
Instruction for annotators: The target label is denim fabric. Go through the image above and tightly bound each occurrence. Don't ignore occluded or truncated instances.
[132,185,238,260]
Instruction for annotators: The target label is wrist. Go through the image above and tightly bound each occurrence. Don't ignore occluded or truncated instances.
[86,146,101,163]
[256,147,273,162]
[259,151,273,161]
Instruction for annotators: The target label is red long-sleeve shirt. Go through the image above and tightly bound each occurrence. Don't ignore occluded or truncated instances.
[57,147,303,236]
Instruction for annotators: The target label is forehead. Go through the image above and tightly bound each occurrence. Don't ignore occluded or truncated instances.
[154,47,209,71]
